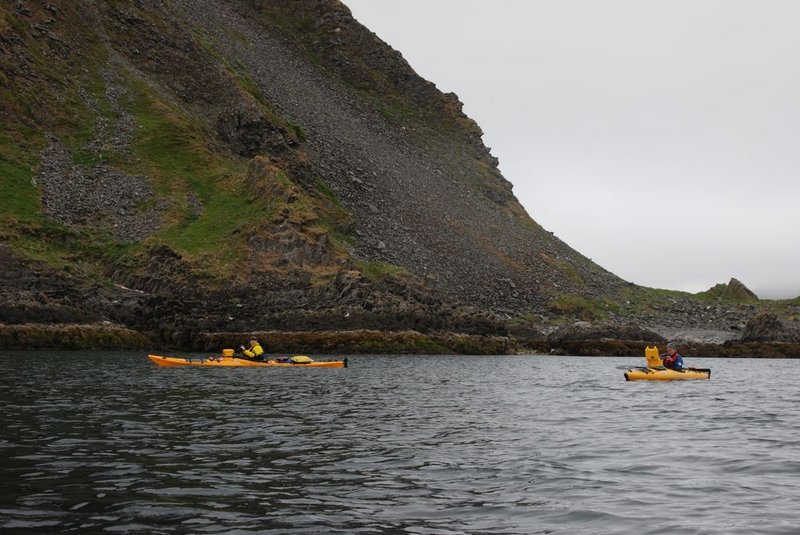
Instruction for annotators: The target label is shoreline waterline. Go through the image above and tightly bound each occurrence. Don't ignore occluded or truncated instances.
[2,323,800,357]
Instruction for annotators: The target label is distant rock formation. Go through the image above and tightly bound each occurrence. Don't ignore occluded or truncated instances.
[721,278,758,300]
[700,278,758,301]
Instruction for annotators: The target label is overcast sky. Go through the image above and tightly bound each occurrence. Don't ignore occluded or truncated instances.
[344,0,800,299]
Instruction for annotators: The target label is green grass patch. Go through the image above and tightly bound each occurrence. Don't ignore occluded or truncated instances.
[331,230,355,248]
[379,101,416,122]
[0,155,39,221]
[123,76,260,259]
[548,294,610,321]
[160,191,252,256]
[314,176,342,208]
[1,220,119,282]
[694,283,759,303]
[245,3,317,46]
[289,121,306,142]
[355,260,408,281]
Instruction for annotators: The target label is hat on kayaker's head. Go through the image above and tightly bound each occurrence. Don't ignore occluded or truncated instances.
[249,336,258,342]
[667,342,677,350]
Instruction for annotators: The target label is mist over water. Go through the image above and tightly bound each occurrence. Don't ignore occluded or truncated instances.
[2,352,799,534]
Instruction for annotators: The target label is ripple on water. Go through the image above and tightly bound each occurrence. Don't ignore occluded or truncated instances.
[1,353,800,534]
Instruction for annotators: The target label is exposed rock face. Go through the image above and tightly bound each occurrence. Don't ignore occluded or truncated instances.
[722,278,758,300]
[165,0,625,312]
[548,323,665,346]
[740,313,791,342]
[217,99,296,158]
[0,245,142,327]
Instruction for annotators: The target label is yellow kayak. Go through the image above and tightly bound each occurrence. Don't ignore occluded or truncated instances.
[148,354,348,368]
[624,345,710,381]
[624,366,711,381]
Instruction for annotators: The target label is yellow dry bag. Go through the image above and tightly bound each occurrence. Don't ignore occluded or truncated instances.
[645,345,663,368]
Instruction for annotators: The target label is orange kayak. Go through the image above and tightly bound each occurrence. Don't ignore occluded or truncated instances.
[148,354,347,368]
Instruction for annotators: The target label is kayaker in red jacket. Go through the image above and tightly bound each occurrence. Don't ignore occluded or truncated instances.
[661,342,684,370]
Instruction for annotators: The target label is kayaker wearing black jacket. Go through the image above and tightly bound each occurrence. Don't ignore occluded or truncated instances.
[661,342,684,370]
[238,337,265,361]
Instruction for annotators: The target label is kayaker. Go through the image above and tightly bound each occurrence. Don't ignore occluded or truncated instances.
[661,342,684,370]
[238,337,265,361]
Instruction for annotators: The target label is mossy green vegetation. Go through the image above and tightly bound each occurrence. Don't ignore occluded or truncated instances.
[355,260,408,282]
[0,149,38,221]
[5,28,351,278]
[695,283,759,303]
[0,323,150,350]
[122,77,254,259]
[0,130,91,269]
[548,295,611,321]
[696,283,728,301]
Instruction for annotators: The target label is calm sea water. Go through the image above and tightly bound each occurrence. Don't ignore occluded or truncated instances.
[1,351,799,534]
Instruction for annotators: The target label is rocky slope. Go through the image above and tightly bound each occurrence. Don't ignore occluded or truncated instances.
[1,0,798,352]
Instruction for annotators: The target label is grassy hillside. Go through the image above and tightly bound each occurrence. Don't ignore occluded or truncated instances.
[1,1,353,283]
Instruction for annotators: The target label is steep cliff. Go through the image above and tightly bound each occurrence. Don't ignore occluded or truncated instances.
[1,1,795,350]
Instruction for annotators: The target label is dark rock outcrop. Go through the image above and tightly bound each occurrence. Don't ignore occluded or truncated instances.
[217,100,295,158]
[740,313,793,342]
[548,322,665,346]
[0,245,102,325]
[542,322,666,356]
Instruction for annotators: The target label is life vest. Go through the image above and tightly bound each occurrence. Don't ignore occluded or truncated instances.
[665,353,684,370]
[243,342,264,358]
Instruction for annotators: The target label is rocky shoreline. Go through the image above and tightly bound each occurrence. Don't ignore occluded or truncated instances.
[3,322,799,358]
[3,243,798,356]
[0,323,150,351]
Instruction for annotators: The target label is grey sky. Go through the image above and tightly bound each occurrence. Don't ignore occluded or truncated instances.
[344,0,800,299]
